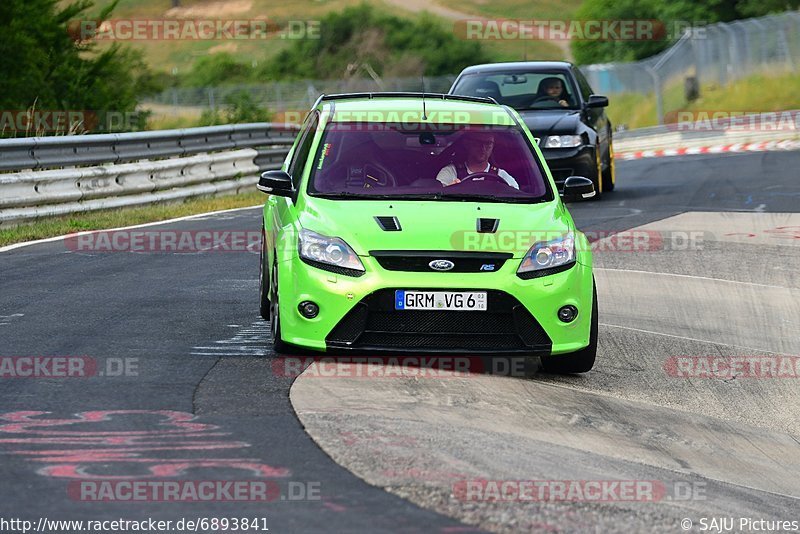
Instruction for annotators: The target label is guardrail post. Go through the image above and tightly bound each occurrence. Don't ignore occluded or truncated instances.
[647,67,664,125]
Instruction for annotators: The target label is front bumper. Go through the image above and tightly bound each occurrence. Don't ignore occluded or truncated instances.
[540,145,597,190]
[276,253,594,356]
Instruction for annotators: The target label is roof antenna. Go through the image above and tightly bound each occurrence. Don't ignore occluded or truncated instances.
[421,74,428,120]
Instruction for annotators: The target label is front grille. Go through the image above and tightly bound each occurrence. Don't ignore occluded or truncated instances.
[365,310,512,334]
[326,288,551,353]
[370,250,511,273]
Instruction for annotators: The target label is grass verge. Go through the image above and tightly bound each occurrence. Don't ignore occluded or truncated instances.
[608,71,800,130]
[0,191,265,248]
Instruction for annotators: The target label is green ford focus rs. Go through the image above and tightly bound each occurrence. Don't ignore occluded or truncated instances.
[258,93,598,373]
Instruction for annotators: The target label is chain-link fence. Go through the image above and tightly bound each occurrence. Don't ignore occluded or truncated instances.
[142,11,800,125]
[581,11,800,123]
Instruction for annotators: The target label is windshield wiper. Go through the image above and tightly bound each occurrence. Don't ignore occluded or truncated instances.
[313,192,398,200]
[312,191,541,203]
[437,193,532,203]
[517,106,579,112]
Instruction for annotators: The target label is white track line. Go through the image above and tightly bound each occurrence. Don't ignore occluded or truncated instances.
[599,323,794,356]
[0,205,263,253]
[595,267,794,291]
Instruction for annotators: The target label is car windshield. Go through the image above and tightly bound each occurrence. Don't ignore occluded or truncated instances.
[308,122,551,202]
[452,71,580,111]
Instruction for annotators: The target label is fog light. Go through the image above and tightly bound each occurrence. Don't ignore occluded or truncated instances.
[299,301,319,319]
[558,305,578,323]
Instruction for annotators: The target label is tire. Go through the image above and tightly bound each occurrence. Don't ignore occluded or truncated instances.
[269,258,291,354]
[602,139,616,192]
[540,281,598,374]
[258,227,270,321]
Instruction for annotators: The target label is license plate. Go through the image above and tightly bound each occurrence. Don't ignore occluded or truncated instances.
[395,290,487,311]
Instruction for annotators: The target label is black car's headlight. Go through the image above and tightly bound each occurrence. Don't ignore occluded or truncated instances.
[298,229,365,273]
[544,135,583,148]
[518,233,575,275]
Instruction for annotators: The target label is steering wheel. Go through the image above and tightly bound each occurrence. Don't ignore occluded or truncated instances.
[362,162,397,188]
[451,171,510,187]
[531,95,560,104]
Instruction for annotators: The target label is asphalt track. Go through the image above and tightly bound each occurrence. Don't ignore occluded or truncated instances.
[1,149,798,533]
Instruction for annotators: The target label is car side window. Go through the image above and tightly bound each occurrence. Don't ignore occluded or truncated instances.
[287,112,319,188]
[573,68,594,102]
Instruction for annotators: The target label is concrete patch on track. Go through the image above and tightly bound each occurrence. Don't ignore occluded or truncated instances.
[290,209,800,532]
[291,366,799,532]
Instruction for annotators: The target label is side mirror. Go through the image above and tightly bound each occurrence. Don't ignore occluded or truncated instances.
[562,176,596,202]
[585,94,609,108]
[257,170,294,197]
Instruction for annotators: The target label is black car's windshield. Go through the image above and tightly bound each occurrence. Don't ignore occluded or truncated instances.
[308,122,551,202]
[452,71,581,111]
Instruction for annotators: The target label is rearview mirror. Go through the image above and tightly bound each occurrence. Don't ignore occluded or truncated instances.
[561,176,596,202]
[502,74,528,84]
[257,170,294,197]
[586,94,609,108]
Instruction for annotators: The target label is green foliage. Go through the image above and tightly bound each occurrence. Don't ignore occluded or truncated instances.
[0,0,156,134]
[200,90,272,126]
[182,53,255,88]
[736,0,800,16]
[177,3,488,86]
[262,4,488,80]
[571,0,800,64]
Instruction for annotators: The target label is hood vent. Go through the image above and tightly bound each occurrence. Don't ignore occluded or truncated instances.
[477,218,499,233]
[374,216,401,231]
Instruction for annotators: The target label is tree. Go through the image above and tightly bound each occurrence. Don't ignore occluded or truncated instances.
[571,0,800,64]
[0,0,156,134]
[258,4,488,80]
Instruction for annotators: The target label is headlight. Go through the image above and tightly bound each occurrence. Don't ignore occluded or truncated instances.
[544,135,583,148]
[298,229,365,273]
[518,233,575,274]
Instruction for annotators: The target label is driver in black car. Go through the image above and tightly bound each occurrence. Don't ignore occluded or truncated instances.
[435,132,519,189]
[533,77,570,108]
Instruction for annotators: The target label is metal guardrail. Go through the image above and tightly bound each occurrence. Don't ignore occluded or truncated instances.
[0,123,298,225]
[0,123,297,172]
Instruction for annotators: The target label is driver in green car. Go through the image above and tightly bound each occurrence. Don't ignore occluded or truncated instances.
[436,132,520,189]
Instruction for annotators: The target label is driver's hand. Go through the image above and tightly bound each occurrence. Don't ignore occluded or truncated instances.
[446,178,461,187]
[559,100,568,107]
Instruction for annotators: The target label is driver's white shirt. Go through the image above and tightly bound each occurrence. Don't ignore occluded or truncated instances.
[436,163,519,189]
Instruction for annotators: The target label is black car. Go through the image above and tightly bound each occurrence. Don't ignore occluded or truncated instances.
[449,61,615,197]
